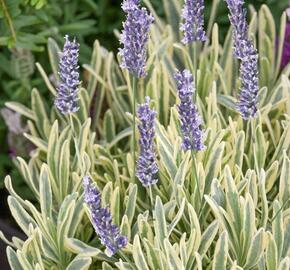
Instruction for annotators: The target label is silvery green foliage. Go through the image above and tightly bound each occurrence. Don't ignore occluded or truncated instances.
[2,2,290,270]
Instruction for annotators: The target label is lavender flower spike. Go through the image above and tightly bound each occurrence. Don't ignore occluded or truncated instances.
[136,97,158,187]
[54,35,80,114]
[175,70,205,151]
[225,0,259,119]
[119,0,154,78]
[180,0,207,44]
[225,0,253,59]
[83,176,128,256]
[236,50,259,119]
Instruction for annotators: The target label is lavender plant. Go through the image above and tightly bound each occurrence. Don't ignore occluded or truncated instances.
[2,2,290,270]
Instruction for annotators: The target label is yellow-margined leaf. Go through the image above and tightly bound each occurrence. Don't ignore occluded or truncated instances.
[213,231,228,270]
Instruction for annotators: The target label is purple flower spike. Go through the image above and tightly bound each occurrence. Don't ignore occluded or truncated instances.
[55,35,80,114]
[119,0,154,78]
[180,0,207,44]
[225,0,259,120]
[83,176,128,256]
[236,49,259,120]
[136,97,159,187]
[175,70,205,151]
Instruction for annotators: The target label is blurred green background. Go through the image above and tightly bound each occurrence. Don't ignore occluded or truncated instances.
[0,0,288,196]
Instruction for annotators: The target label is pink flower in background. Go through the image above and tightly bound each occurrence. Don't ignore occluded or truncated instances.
[1,109,33,158]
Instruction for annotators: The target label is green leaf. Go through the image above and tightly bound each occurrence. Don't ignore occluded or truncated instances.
[164,238,184,270]
[47,38,60,80]
[104,109,116,142]
[154,196,168,249]
[125,184,137,226]
[198,220,219,256]
[156,123,177,179]
[133,235,150,270]
[66,256,92,270]
[213,232,228,270]
[7,246,22,270]
[279,152,290,207]
[5,102,35,120]
[59,140,70,200]
[266,233,278,270]
[8,196,37,236]
[39,164,52,219]
[244,229,265,269]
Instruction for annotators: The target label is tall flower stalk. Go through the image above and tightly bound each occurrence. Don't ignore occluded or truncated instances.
[54,35,84,176]
[83,176,128,256]
[175,69,205,207]
[119,0,154,181]
[225,0,260,175]
[180,0,207,101]
[225,0,259,120]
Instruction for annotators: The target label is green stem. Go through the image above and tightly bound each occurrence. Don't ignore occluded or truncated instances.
[250,119,259,176]
[206,0,220,40]
[132,77,137,181]
[270,198,290,224]
[69,113,85,176]
[148,185,154,208]
[118,250,137,270]
[191,151,202,210]
[0,0,17,43]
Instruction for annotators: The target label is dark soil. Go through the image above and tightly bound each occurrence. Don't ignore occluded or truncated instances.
[0,189,25,269]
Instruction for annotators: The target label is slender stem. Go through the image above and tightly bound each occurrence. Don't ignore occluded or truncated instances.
[118,250,138,270]
[132,77,137,181]
[148,185,154,208]
[206,0,219,41]
[250,119,259,176]
[191,151,202,210]
[270,198,290,224]
[0,0,17,43]
[69,113,85,176]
